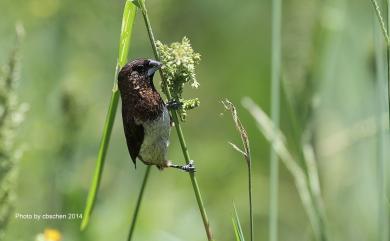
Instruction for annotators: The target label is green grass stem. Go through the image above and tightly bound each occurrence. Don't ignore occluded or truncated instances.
[243,97,324,241]
[373,12,389,241]
[127,166,151,241]
[248,161,253,241]
[370,0,390,123]
[282,82,329,241]
[270,0,282,240]
[387,0,390,123]
[302,144,328,241]
[136,1,214,240]
[232,203,246,241]
[370,1,390,240]
[80,1,137,230]
[223,99,253,241]
[370,0,389,42]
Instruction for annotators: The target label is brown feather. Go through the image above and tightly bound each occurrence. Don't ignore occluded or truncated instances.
[118,59,165,165]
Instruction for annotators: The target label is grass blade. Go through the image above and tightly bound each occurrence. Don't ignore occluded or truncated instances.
[370,1,390,239]
[270,0,282,239]
[302,143,328,241]
[242,97,322,240]
[373,11,389,241]
[127,166,151,241]
[232,203,246,241]
[80,0,137,230]
[223,100,253,241]
[370,0,389,42]
[0,24,26,239]
[370,0,390,125]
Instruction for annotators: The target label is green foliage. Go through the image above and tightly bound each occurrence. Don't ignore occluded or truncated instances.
[2,0,387,240]
[222,100,250,165]
[131,0,141,8]
[0,25,27,239]
[243,97,328,241]
[223,99,253,241]
[156,37,201,121]
[182,98,200,110]
[59,89,86,158]
[269,0,282,240]
[127,166,151,241]
[232,204,246,241]
[136,2,214,240]
[80,0,137,230]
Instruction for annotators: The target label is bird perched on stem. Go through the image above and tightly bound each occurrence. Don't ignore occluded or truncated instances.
[118,58,195,172]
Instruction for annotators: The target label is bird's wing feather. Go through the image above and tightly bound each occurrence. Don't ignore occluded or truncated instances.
[122,107,144,166]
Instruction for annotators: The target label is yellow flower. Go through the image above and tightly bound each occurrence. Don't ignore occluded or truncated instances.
[36,228,62,241]
[44,229,62,241]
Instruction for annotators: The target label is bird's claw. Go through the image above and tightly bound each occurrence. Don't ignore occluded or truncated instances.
[181,160,196,173]
[166,99,183,110]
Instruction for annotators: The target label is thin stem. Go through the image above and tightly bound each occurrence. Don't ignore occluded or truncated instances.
[371,0,390,43]
[80,92,119,230]
[248,162,253,241]
[233,203,246,241]
[387,0,390,124]
[374,3,389,241]
[80,1,137,230]
[242,97,322,241]
[282,82,329,241]
[137,1,214,240]
[371,0,390,123]
[223,100,253,241]
[370,2,389,239]
[302,145,328,241]
[269,0,282,240]
[127,166,152,241]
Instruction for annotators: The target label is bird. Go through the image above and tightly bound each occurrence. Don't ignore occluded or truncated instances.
[118,58,195,172]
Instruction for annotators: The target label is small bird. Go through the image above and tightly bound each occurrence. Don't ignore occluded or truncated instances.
[118,58,195,172]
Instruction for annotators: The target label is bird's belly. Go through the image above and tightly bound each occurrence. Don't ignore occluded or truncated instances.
[139,108,170,165]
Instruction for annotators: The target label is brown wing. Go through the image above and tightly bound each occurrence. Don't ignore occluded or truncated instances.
[122,107,144,166]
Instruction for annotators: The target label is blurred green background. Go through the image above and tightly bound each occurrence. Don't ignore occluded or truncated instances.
[0,0,389,240]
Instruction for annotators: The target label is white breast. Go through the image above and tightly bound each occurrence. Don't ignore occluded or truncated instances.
[138,107,171,165]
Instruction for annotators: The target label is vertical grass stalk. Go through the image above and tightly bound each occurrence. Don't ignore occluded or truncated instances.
[370,0,389,42]
[127,166,151,241]
[373,10,389,241]
[370,0,390,122]
[223,99,253,241]
[232,203,247,241]
[248,159,253,241]
[370,1,390,240]
[136,1,214,240]
[270,0,282,240]
[387,0,390,122]
[242,98,324,241]
[80,1,137,230]
[302,144,328,241]
[282,81,329,241]
[0,24,26,239]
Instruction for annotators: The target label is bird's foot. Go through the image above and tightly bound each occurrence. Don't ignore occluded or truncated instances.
[167,160,196,173]
[166,99,182,110]
[181,160,196,173]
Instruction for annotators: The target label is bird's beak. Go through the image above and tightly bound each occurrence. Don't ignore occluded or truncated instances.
[147,60,162,77]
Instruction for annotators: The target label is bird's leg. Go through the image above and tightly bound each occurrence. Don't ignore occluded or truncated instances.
[165,160,196,173]
[166,99,182,110]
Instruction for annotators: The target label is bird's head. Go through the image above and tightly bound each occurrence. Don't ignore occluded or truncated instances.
[118,58,162,91]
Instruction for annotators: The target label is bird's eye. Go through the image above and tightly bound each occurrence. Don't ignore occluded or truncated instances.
[134,66,144,73]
